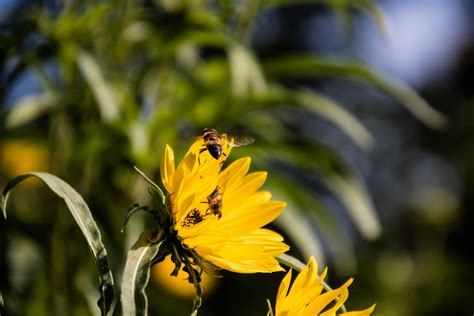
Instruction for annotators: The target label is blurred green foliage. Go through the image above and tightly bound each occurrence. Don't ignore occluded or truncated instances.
[0,0,455,315]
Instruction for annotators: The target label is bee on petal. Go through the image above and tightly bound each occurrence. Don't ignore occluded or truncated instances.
[202,186,223,219]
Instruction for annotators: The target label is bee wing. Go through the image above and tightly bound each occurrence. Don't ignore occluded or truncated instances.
[225,135,255,147]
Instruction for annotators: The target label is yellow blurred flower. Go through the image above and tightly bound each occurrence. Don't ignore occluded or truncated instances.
[152,255,217,298]
[274,256,375,316]
[161,138,289,273]
[1,139,49,176]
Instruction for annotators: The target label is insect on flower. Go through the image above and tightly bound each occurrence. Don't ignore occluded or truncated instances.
[202,185,223,219]
[199,128,254,163]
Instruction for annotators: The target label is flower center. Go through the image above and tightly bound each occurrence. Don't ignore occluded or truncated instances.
[180,208,205,227]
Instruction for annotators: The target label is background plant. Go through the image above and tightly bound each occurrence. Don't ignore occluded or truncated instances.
[1,0,472,315]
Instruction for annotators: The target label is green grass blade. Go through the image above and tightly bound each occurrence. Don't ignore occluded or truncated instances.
[263,55,446,128]
[121,229,166,316]
[5,92,59,129]
[250,86,374,150]
[77,51,120,122]
[1,172,114,315]
[133,166,166,205]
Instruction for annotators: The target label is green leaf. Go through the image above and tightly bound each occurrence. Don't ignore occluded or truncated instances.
[266,299,274,316]
[261,0,388,35]
[121,229,166,316]
[133,166,166,205]
[323,173,381,240]
[77,50,120,122]
[5,92,59,129]
[121,203,161,233]
[265,173,356,272]
[247,144,381,240]
[290,88,375,150]
[229,43,267,97]
[263,55,446,128]
[0,290,4,312]
[249,86,375,150]
[1,172,114,315]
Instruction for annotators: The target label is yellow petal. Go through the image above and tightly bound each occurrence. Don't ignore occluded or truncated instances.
[306,279,353,315]
[288,256,318,297]
[218,201,286,236]
[339,304,376,316]
[206,253,284,273]
[275,269,292,314]
[218,157,251,192]
[160,145,175,194]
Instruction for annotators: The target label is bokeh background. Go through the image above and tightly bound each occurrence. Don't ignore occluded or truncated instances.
[1,0,473,315]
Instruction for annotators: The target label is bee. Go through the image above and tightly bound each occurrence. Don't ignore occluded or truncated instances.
[202,186,223,219]
[199,128,254,162]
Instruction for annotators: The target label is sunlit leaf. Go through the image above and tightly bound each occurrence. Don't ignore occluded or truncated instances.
[261,0,388,35]
[77,51,120,122]
[249,86,375,150]
[263,55,446,128]
[121,229,166,316]
[5,92,59,129]
[266,173,356,272]
[247,144,381,240]
[133,166,166,205]
[229,43,267,97]
[323,173,381,240]
[1,172,114,315]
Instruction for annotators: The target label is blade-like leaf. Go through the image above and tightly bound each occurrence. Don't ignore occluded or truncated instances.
[121,203,150,233]
[261,0,388,35]
[323,173,381,240]
[246,144,381,240]
[229,43,267,97]
[5,92,59,129]
[133,166,166,205]
[121,229,166,316]
[290,88,375,150]
[1,172,114,315]
[249,86,375,150]
[77,50,120,122]
[263,56,446,128]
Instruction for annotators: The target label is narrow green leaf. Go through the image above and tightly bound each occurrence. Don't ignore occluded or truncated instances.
[249,86,374,150]
[323,174,381,240]
[229,43,267,97]
[121,203,154,233]
[246,144,381,240]
[266,299,274,316]
[261,0,388,35]
[265,173,356,272]
[133,166,166,205]
[263,56,446,128]
[1,172,114,315]
[353,0,389,35]
[121,229,166,316]
[77,50,120,122]
[292,89,375,150]
[5,92,59,129]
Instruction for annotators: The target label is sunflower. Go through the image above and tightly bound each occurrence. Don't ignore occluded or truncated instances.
[274,256,375,316]
[160,136,289,274]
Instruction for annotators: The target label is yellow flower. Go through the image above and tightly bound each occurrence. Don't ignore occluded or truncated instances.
[275,256,375,316]
[160,138,289,273]
[152,255,218,298]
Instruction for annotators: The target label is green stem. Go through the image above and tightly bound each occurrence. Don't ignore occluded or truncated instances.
[277,254,347,313]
